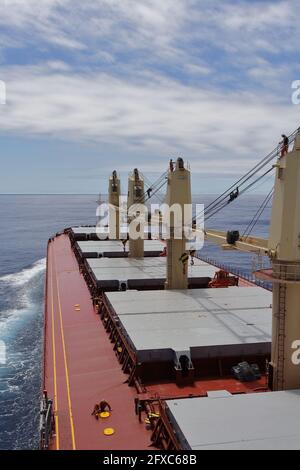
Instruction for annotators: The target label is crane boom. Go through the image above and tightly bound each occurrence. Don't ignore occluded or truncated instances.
[200,229,270,256]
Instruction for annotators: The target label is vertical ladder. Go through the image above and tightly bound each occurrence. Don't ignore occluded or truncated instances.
[275,278,287,390]
[167,228,173,286]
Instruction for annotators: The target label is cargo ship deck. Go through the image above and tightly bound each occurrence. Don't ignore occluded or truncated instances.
[44,234,151,450]
[41,131,300,451]
[43,231,272,450]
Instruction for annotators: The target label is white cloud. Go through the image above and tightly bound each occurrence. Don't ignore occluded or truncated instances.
[1,0,186,55]
[1,0,85,49]
[0,0,300,177]
[46,61,72,71]
[1,1,299,85]
[185,64,213,76]
[221,2,292,32]
[0,1,295,66]
[0,63,299,174]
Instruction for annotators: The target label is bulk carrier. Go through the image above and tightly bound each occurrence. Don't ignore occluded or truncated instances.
[40,128,300,450]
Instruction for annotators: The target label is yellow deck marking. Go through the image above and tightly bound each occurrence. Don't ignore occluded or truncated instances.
[103,428,115,436]
[49,246,59,450]
[53,248,77,450]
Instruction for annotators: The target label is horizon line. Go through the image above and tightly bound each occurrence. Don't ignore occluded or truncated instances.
[0,192,271,196]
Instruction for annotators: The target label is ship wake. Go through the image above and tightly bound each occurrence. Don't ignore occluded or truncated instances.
[0,258,46,287]
[0,259,45,450]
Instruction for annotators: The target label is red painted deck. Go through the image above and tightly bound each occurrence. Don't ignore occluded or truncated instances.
[143,377,268,401]
[43,233,270,450]
[44,234,151,450]
[238,277,257,287]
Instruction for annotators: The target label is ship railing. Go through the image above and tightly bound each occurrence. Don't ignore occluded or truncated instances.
[151,400,182,450]
[39,391,54,450]
[195,253,273,291]
[254,261,300,283]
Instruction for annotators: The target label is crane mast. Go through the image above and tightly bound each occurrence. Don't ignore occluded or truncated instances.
[108,170,121,240]
[267,131,300,390]
[127,168,145,258]
[164,158,192,290]
[202,129,300,391]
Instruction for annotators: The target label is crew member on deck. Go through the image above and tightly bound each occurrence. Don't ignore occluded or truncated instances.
[91,400,112,420]
[228,187,239,203]
[280,134,289,158]
[91,404,100,420]
[99,400,112,412]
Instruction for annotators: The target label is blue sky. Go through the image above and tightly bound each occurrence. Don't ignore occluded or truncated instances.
[0,0,299,194]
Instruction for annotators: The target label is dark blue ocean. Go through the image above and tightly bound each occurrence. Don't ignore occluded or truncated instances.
[0,194,272,449]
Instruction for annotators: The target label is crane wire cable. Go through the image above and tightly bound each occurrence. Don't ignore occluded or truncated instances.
[140,173,167,204]
[203,159,275,218]
[203,166,275,223]
[145,177,168,203]
[134,169,168,205]
[139,171,165,203]
[194,127,299,224]
[244,172,275,195]
[242,188,274,238]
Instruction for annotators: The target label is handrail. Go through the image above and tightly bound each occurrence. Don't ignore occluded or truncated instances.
[39,391,54,450]
[255,262,300,283]
[196,253,273,291]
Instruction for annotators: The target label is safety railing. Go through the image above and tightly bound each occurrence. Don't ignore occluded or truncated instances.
[196,253,273,291]
[254,261,300,284]
[40,391,54,450]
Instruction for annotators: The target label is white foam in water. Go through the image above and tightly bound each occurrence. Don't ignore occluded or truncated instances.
[0,258,46,287]
[0,257,45,449]
[0,340,6,364]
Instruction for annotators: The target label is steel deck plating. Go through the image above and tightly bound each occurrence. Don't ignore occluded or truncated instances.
[76,239,164,257]
[44,233,272,450]
[166,390,300,450]
[86,256,217,283]
[105,287,272,363]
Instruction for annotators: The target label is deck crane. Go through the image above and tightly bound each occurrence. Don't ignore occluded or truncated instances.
[195,128,300,392]
[108,170,121,240]
[108,131,300,391]
[127,168,145,258]
[164,157,192,289]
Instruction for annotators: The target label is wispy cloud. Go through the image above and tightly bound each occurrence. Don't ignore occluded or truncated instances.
[1,63,299,172]
[0,0,300,179]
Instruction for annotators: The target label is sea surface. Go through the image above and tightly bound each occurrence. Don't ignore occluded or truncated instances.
[0,193,272,449]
